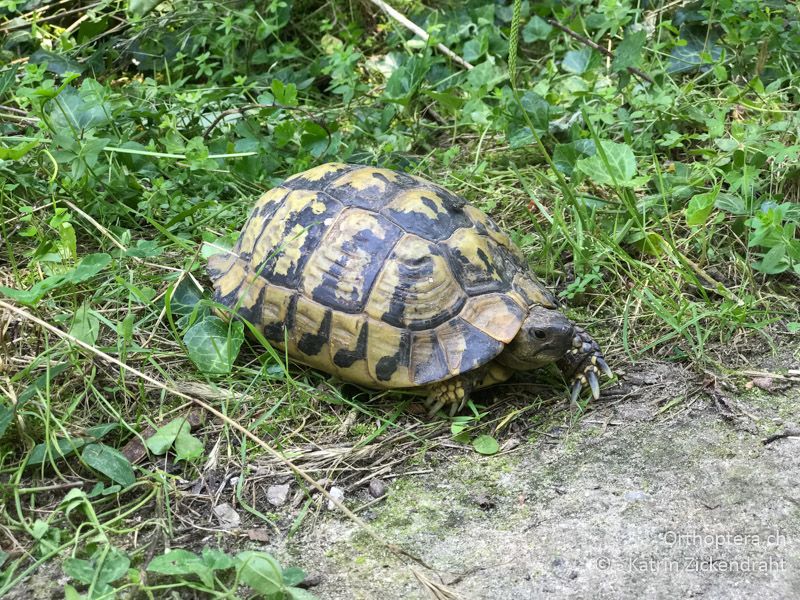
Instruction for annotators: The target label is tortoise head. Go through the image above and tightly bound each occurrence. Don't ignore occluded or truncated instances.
[496,306,575,371]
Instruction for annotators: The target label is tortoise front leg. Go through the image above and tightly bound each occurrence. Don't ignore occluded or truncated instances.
[557,326,613,402]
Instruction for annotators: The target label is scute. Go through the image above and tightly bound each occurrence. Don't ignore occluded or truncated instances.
[302,208,404,313]
[209,162,559,389]
[366,234,467,331]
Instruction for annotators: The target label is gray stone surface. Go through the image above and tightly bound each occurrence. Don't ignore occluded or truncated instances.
[283,362,800,599]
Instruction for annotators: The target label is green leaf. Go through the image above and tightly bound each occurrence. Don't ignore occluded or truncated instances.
[29,49,85,75]
[668,26,722,73]
[472,435,500,455]
[612,29,647,73]
[29,436,87,465]
[169,277,203,316]
[787,322,800,334]
[148,549,214,588]
[562,48,591,74]
[300,122,330,158]
[49,83,111,131]
[685,188,719,226]
[282,566,306,587]
[553,140,595,176]
[0,253,111,306]
[145,417,187,455]
[174,426,204,462]
[271,79,298,106]
[63,558,95,585]
[202,548,236,571]
[466,60,504,90]
[127,0,165,18]
[450,416,472,436]
[714,193,747,215]
[69,303,101,345]
[236,551,284,595]
[519,91,550,131]
[97,547,131,587]
[183,316,244,374]
[522,16,552,43]
[575,141,638,187]
[0,139,41,160]
[81,443,135,487]
[288,587,320,600]
[63,548,129,592]
[0,404,12,439]
[754,244,788,274]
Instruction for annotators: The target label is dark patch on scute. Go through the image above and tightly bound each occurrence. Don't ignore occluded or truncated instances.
[263,294,297,343]
[235,284,266,326]
[333,322,369,368]
[281,165,357,191]
[324,168,416,211]
[375,330,410,382]
[380,243,465,331]
[297,309,332,356]
[411,334,449,385]
[382,190,472,241]
[446,244,511,297]
[255,196,341,288]
[310,218,404,313]
[456,319,504,373]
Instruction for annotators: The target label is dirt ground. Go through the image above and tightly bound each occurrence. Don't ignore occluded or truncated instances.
[274,353,800,599]
[5,346,799,599]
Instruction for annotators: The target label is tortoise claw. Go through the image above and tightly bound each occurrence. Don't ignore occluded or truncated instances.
[586,369,600,400]
[570,379,582,404]
[595,357,613,378]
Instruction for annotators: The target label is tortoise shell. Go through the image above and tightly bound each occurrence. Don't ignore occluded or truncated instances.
[207,163,558,389]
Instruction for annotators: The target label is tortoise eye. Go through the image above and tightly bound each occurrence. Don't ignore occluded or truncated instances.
[533,329,547,340]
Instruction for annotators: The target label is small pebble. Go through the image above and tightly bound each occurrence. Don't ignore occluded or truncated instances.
[267,483,290,507]
[624,490,647,502]
[368,478,386,498]
[213,503,240,529]
[327,486,345,510]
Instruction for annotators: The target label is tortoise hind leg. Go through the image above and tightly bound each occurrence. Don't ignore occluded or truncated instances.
[424,376,473,417]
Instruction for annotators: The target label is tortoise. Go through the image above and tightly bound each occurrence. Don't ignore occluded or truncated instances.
[208,163,611,416]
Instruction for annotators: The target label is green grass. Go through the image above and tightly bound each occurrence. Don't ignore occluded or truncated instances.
[1,0,799,597]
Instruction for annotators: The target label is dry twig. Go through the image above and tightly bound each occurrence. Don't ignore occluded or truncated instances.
[368,0,474,70]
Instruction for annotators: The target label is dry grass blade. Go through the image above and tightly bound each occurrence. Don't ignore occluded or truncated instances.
[0,298,441,583]
[412,567,463,600]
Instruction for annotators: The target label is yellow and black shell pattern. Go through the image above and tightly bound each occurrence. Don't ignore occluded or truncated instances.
[208,163,558,389]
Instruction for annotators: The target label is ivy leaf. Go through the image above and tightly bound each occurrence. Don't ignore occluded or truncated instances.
[562,48,591,74]
[522,16,552,43]
[612,29,647,73]
[183,316,243,374]
[81,443,135,487]
[553,140,596,176]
